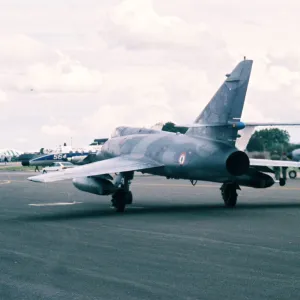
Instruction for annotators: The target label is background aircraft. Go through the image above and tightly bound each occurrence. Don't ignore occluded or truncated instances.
[29,140,108,167]
[0,148,23,162]
[288,149,300,161]
[29,59,300,212]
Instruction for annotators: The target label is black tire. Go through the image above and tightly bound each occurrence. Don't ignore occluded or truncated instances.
[279,178,286,186]
[115,202,126,213]
[112,190,127,212]
[125,191,133,204]
[42,170,47,174]
[289,170,297,179]
[222,185,237,207]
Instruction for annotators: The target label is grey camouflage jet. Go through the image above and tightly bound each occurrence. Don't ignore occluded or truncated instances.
[28,59,300,212]
[288,149,300,161]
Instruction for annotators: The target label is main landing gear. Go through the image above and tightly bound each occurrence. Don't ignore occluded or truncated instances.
[111,172,134,212]
[220,182,240,207]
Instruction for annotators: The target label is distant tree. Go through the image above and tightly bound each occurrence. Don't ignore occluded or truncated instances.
[286,143,300,152]
[162,122,188,134]
[246,128,290,152]
[39,148,44,154]
[246,137,264,152]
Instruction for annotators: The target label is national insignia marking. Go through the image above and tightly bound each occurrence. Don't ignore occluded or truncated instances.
[178,152,186,165]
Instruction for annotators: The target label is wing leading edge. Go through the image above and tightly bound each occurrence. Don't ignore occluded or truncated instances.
[28,156,163,183]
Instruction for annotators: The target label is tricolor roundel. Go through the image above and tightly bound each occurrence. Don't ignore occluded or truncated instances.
[178,152,186,165]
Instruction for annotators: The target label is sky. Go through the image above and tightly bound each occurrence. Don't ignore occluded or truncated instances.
[1,0,300,151]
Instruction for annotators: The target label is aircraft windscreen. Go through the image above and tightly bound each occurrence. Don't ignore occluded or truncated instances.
[111,127,123,138]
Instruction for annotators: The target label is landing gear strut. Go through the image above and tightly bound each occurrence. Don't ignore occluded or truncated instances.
[220,182,239,207]
[111,172,134,212]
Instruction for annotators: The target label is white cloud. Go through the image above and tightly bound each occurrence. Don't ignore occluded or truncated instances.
[2,0,300,150]
[0,90,8,102]
[0,34,56,67]
[13,53,103,93]
[41,125,72,136]
[268,66,300,86]
[241,103,275,123]
[102,0,221,51]
[0,34,103,93]
[79,63,214,139]
[15,137,28,144]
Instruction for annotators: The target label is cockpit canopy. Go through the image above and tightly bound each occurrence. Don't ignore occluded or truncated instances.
[111,126,161,138]
[111,127,124,138]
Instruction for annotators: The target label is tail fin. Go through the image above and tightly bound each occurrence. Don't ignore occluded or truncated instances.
[186,59,253,145]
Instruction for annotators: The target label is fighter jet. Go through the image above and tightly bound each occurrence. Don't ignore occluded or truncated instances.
[29,143,107,167]
[28,59,300,212]
[287,149,300,161]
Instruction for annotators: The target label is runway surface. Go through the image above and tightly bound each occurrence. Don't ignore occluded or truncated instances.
[1,172,300,300]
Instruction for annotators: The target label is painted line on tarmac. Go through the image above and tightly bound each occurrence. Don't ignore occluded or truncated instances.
[28,201,82,207]
[128,206,145,209]
[0,180,11,185]
[110,206,145,210]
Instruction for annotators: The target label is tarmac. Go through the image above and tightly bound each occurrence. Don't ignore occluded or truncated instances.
[0,171,300,300]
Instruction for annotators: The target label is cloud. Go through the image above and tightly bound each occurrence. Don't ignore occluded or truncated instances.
[101,0,223,52]
[15,137,28,144]
[0,34,103,93]
[82,100,174,139]
[79,63,215,139]
[0,34,56,67]
[13,53,103,93]
[0,90,8,102]
[41,125,72,136]
[2,0,300,150]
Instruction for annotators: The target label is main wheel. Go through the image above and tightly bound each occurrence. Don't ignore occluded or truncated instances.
[221,184,238,207]
[125,191,133,204]
[111,190,132,212]
[289,170,297,179]
[112,192,126,212]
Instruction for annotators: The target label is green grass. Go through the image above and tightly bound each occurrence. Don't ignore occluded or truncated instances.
[0,166,36,172]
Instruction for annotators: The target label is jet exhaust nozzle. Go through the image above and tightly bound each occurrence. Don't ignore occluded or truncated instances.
[226,151,250,176]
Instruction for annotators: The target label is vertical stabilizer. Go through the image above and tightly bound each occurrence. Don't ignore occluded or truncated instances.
[186,59,253,145]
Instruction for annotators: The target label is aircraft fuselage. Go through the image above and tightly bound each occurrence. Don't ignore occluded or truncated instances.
[100,131,248,183]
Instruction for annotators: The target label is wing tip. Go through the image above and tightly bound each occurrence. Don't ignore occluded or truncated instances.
[27,176,45,183]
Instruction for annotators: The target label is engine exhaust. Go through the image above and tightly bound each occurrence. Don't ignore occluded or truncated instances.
[226,151,250,176]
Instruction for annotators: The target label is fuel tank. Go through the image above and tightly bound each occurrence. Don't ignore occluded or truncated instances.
[72,177,116,196]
